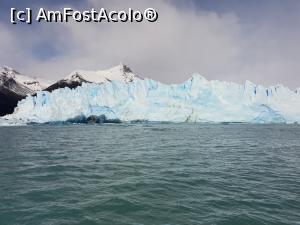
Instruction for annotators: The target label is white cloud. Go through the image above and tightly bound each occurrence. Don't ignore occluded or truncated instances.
[1,0,300,88]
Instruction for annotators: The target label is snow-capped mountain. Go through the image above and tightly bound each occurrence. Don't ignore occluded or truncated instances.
[45,64,138,92]
[0,66,49,93]
[0,66,50,116]
[2,72,300,125]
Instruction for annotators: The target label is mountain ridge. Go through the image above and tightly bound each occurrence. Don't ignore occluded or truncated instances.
[45,64,138,92]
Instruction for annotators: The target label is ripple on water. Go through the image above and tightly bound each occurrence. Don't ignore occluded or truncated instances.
[0,124,299,225]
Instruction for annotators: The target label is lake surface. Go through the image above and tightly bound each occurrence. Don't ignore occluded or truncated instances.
[0,124,299,225]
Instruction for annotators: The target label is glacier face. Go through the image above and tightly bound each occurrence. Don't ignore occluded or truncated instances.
[2,74,300,125]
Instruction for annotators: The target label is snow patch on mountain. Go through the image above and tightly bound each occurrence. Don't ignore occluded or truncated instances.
[0,66,50,93]
[65,64,137,84]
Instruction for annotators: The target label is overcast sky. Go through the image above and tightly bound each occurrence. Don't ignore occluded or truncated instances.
[1,0,300,88]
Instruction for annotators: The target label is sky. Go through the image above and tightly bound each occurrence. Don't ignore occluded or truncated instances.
[1,0,300,88]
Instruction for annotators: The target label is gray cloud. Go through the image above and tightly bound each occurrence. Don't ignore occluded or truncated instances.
[1,0,300,89]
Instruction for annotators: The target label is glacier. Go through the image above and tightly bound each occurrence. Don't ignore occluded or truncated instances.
[1,74,300,125]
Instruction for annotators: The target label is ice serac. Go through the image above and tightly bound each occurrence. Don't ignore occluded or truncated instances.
[3,69,300,125]
[0,66,50,116]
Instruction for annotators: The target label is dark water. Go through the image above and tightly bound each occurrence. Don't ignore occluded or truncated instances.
[0,124,299,225]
